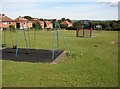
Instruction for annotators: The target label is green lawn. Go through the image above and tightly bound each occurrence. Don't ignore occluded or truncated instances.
[1,30,118,87]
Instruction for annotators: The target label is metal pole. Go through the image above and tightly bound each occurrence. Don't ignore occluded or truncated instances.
[83,28,85,37]
[4,29,6,47]
[27,29,31,48]
[76,28,79,37]
[24,30,29,53]
[9,29,13,47]
[56,29,60,53]
[52,20,60,60]
[52,28,57,60]
[34,29,35,48]
[16,29,21,57]
[90,21,92,38]
[58,25,71,55]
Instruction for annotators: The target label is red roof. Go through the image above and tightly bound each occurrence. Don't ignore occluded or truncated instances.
[39,21,44,24]
[0,14,15,22]
[15,16,28,22]
[45,21,52,25]
[60,20,71,25]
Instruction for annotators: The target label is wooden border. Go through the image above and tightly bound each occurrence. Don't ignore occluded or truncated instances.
[51,50,67,64]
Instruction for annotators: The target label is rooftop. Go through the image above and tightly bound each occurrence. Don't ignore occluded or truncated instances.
[0,14,14,22]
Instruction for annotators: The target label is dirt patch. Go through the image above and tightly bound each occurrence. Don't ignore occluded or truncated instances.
[111,41,119,44]
[1,48,65,63]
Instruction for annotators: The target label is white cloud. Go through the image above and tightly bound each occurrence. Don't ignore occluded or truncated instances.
[98,0,119,2]
[97,0,119,7]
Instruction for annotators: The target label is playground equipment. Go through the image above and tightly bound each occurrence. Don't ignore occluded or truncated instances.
[76,20,93,38]
[2,30,6,47]
[52,19,70,60]
[2,29,17,48]
[2,19,70,62]
[15,29,29,57]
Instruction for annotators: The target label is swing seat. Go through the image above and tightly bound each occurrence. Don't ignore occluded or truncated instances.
[12,45,17,49]
[2,44,6,47]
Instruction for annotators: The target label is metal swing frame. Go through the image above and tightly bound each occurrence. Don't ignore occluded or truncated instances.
[15,23,29,57]
[52,20,70,60]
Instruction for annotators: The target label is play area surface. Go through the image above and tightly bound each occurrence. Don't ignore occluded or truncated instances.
[2,48,64,63]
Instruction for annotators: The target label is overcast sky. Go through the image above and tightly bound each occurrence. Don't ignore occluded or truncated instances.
[0,0,119,20]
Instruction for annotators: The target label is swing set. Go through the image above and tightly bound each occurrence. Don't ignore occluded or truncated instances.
[2,19,70,62]
[2,28,17,48]
[52,19,70,60]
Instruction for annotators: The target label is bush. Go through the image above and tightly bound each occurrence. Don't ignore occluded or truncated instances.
[32,22,42,30]
[66,26,76,30]
[9,25,15,30]
[60,24,68,29]
[73,21,82,29]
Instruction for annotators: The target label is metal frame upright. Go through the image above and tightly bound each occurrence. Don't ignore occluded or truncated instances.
[52,19,70,60]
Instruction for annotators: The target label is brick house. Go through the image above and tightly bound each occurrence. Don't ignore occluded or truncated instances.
[60,20,73,27]
[15,16,32,29]
[31,18,44,28]
[31,18,53,29]
[39,21,44,28]
[31,18,39,23]
[0,14,16,30]
[44,21,53,29]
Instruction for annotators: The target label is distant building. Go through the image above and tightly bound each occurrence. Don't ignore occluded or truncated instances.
[31,18,39,23]
[60,20,73,27]
[15,16,32,29]
[0,14,16,30]
[31,18,53,29]
[96,25,102,29]
[39,21,44,28]
[45,21,53,29]
[31,18,44,28]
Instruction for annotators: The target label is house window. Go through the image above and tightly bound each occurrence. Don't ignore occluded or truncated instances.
[3,22,7,25]
[9,22,12,24]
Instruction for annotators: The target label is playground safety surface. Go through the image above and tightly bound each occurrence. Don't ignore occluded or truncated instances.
[2,48,66,63]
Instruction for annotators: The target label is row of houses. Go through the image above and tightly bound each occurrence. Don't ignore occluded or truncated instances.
[0,14,73,30]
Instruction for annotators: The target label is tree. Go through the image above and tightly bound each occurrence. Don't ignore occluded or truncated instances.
[73,21,82,29]
[61,18,65,21]
[58,20,62,24]
[105,21,112,30]
[24,16,32,21]
[117,20,120,31]
[50,20,55,28]
[112,22,118,30]
[44,21,47,28]
[87,20,119,31]
[39,18,44,21]
[9,25,15,30]
[33,22,41,30]
[60,24,68,29]
[36,22,42,30]
[66,18,71,22]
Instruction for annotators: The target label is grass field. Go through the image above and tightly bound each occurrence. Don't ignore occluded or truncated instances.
[1,30,118,87]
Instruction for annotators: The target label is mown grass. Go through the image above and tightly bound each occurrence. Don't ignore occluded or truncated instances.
[1,30,118,87]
